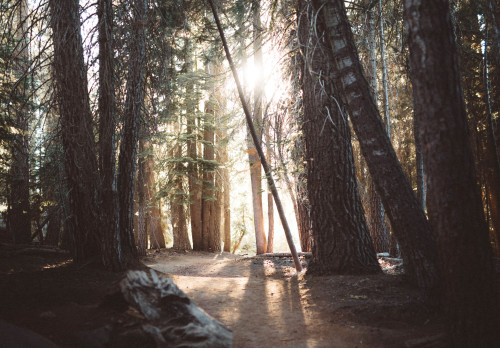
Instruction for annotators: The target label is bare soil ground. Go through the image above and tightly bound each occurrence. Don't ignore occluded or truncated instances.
[0,244,448,347]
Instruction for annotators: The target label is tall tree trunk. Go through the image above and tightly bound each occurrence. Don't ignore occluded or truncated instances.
[49,0,101,263]
[248,0,267,254]
[365,5,388,253]
[143,140,165,249]
[8,0,30,244]
[136,139,148,256]
[221,131,231,252]
[202,75,218,251]
[296,172,312,252]
[483,22,500,257]
[405,0,500,345]
[117,0,147,264]
[265,131,274,253]
[171,143,191,250]
[98,0,121,270]
[312,0,438,290]
[298,0,380,275]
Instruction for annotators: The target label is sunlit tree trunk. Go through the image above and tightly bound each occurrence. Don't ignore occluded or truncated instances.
[265,130,274,253]
[298,0,380,274]
[49,0,101,262]
[248,0,267,254]
[171,142,191,250]
[405,0,500,345]
[312,0,438,289]
[117,0,147,263]
[221,136,231,252]
[8,0,30,244]
[184,40,203,251]
[202,62,219,251]
[143,140,165,249]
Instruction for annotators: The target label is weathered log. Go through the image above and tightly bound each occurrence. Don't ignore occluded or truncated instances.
[119,269,232,347]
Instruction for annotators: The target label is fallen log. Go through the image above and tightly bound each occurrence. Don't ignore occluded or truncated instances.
[119,269,232,347]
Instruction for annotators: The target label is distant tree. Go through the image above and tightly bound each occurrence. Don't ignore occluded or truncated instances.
[7,0,31,244]
[247,0,267,254]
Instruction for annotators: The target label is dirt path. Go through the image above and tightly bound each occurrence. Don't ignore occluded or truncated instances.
[143,250,445,348]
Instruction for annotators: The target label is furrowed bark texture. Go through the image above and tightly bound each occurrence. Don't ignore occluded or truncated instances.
[312,0,438,289]
[404,0,500,345]
[118,0,147,263]
[98,0,121,270]
[298,0,380,275]
[365,6,388,253]
[50,0,101,262]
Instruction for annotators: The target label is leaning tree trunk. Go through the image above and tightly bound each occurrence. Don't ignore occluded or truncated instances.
[117,0,147,264]
[298,0,380,275]
[311,0,438,290]
[49,0,102,263]
[404,0,500,345]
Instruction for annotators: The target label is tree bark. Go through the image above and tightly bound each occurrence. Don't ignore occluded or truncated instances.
[49,0,101,263]
[265,131,274,253]
[365,5,388,253]
[143,141,165,249]
[248,0,267,255]
[405,0,500,345]
[98,0,121,270]
[136,139,148,256]
[117,0,147,264]
[201,73,219,251]
[298,0,380,275]
[312,0,438,289]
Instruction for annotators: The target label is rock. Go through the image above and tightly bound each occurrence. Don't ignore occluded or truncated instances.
[0,320,59,348]
[119,269,232,348]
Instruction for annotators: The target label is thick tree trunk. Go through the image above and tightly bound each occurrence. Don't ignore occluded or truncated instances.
[117,0,147,264]
[8,0,30,245]
[202,88,219,252]
[405,0,500,345]
[49,0,101,263]
[312,0,438,289]
[248,0,267,254]
[98,0,121,270]
[298,0,380,275]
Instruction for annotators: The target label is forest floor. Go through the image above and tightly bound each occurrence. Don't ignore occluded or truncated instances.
[0,244,449,347]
